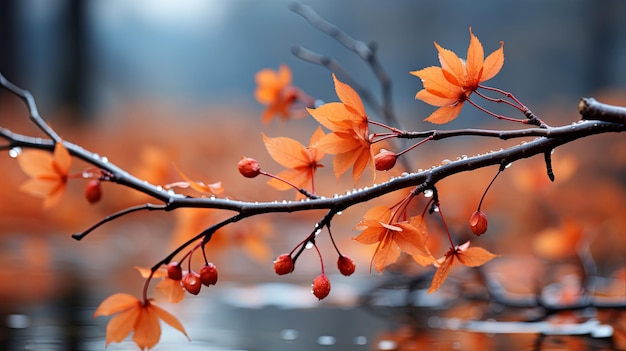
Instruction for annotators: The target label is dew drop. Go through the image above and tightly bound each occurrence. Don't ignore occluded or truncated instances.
[440,159,451,165]
[101,156,109,163]
[423,189,433,198]
[92,153,100,159]
[336,211,342,216]
[8,147,21,158]
[305,241,314,249]
[156,185,163,191]
[460,154,468,160]
[505,162,513,169]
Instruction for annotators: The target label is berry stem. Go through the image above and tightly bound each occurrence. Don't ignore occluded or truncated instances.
[477,165,504,211]
[326,224,342,256]
[313,242,325,274]
[435,202,456,249]
[466,98,529,124]
[368,119,402,134]
[259,170,319,199]
[394,135,433,158]
[142,268,156,302]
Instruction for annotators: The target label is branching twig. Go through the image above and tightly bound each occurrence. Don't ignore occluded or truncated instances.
[289,2,397,128]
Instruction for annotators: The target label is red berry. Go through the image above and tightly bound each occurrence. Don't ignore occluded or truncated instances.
[311,273,331,300]
[374,149,397,171]
[337,255,356,276]
[182,271,201,295]
[273,254,294,275]
[85,180,102,204]
[470,210,488,236]
[167,262,183,281]
[238,157,261,178]
[200,263,218,286]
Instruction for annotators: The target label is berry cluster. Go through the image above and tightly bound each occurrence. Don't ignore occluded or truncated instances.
[272,241,355,300]
[166,260,218,296]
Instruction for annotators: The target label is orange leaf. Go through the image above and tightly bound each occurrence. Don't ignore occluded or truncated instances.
[155,278,186,303]
[332,73,366,117]
[394,219,431,258]
[94,294,188,350]
[457,246,499,267]
[133,306,161,350]
[434,43,465,84]
[308,75,373,183]
[372,234,401,272]
[150,303,189,340]
[262,133,309,169]
[106,307,139,346]
[424,103,465,124]
[428,251,455,293]
[263,128,325,198]
[465,28,485,87]
[17,142,71,209]
[134,266,167,279]
[481,42,504,82]
[308,103,359,131]
[412,28,505,124]
[174,165,223,195]
[93,293,140,317]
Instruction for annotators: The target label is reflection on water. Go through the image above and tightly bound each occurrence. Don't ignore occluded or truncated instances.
[0,276,391,351]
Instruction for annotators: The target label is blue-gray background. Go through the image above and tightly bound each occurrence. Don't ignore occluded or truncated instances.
[3,0,626,126]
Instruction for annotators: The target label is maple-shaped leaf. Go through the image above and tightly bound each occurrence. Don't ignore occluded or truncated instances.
[354,207,434,272]
[428,241,499,293]
[262,126,325,198]
[254,65,302,123]
[17,142,71,209]
[410,28,504,124]
[308,74,373,183]
[93,293,189,350]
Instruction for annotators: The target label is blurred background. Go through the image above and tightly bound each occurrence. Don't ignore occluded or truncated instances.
[0,0,625,350]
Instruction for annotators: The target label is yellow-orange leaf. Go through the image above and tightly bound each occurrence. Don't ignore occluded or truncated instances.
[354,208,433,272]
[93,294,189,350]
[428,252,455,294]
[173,165,223,195]
[427,241,498,293]
[332,73,366,117]
[309,75,373,183]
[263,127,325,198]
[155,278,186,303]
[93,293,140,317]
[457,246,499,267]
[411,28,505,124]
[17,142,71,209]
